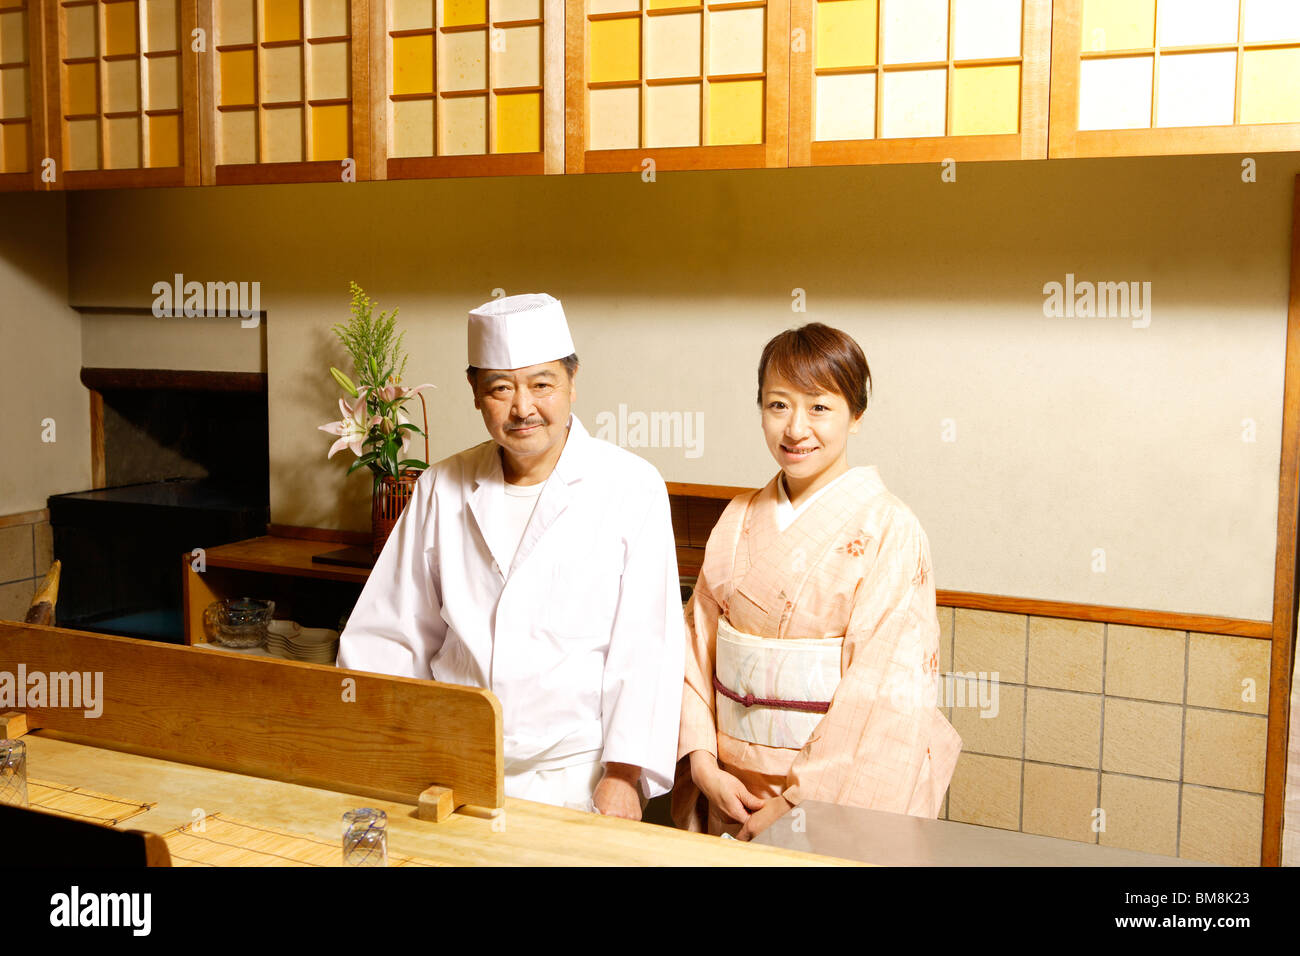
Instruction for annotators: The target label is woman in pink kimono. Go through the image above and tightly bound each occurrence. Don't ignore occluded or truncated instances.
[672,323,961,840]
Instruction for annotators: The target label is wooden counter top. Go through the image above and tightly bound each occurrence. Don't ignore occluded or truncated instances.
[23,734,852,867]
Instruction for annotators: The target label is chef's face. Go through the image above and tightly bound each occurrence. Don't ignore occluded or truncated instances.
[470,360,576,465]
[760,370,862,484]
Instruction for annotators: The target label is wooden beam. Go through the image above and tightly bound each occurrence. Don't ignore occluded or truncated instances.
[80,367,268,393]
[1262,174,1300,867]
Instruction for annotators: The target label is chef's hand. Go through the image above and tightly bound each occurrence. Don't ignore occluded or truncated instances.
[689,750,765,824]
[593,762,643,820]
[736,794,794,842]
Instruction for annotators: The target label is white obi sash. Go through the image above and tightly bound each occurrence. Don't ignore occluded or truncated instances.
[713,618,843,749]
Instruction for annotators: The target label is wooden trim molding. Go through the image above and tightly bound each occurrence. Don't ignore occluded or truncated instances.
[88,389,105,490]
[0,509,50,529]
[79,367,268,392]
[937,590,1272,640]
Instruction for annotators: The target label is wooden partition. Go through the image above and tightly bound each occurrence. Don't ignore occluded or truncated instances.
[0,621,504,809]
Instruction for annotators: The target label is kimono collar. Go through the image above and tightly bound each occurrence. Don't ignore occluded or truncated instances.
[470,413,592,489]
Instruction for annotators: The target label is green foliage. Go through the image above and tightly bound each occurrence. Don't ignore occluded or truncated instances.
[332,281,409,391]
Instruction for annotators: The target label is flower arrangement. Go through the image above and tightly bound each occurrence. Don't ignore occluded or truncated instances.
[319,282,434,490]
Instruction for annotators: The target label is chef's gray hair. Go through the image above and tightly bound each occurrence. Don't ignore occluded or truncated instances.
[466,353,579,390]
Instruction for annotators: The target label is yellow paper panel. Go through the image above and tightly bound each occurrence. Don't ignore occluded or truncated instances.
[391,96,433,155]
[815,71,875,140]
[1243,0,1300,42]
[880,66,945,136]
[146,111,179,165]
[443,0,486,27]
[2,121,28,172]
[218,0,256,44]
[310,102,348,158]
[592,0,638,12]
[391,0,433,30]
[495,90,539,151]
[441,28,486,90]
[439,93,485,153]
[220,49,256,105]
[589,16,639,84]
[105,58,140,112]
[709,7,764,75]
[66,61,99,115]
[66,116,100,169]
[707,78,762,144]
[648,0,696,7]
[309,0,348,37]
[220,107,257,162]
[105,115,140,167]
[147,53,179,109]
[494,24,541,88]
[645,81,700,147]
[263,0,302,42]
[952,0,1021,60]
[1155,50,1235,127]
[262,44,303,102]
[881,0,947,64]
[392,34,434,94]
[1240,47,1300,124]
[144,0,179,51]
[0,9,24,63]
[1081,0,1155,52]
[1077,55,1152,129]
[1157,0,1239,47]
[104,1,139,56]
[0,65,27,118]
[65,5,98,59]
[494,0,541,20]
[951,64,1018,135]
[588,84,638,148]
[816,0,877,70]
[262,105,304,161]
[309,39,350,99]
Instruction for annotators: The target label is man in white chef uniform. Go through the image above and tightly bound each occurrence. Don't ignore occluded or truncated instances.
[337,293,684,819]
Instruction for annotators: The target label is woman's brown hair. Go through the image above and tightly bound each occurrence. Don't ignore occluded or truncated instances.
[756,323,871,417]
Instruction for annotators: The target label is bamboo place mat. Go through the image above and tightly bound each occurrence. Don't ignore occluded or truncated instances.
[28,778,155,826]
[163,813,444,867]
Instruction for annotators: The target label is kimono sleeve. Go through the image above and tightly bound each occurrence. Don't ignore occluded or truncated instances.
[598,470,686,799]
[782,511,948,816]
[678,565,722,761]
[336,468,447,679]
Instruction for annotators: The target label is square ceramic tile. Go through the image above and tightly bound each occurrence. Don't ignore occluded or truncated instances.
[1098,773,1179,857]
[0,577,35,622]
[1180,785,1263,866]
[952,608,1026,683]
[1024,687,1102,768]
[0,525,32,582]
[1028,617,1103,692]
[1101,697,1182,780]
[949,678,1023,758]
[1186,633,1270,715]
[1105,624,1185,702]
[1183,709,1266,793]
[1022,763,1100,844]
[947,752,1021,830]
[33,521,52,576]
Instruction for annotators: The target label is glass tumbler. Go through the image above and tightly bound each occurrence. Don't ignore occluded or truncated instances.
[0,739,27,808]
[342,808,387,866]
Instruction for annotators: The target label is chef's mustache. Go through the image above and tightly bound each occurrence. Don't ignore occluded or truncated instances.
[507,418,546,430]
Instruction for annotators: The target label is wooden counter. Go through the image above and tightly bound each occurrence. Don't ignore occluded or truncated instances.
[21,734,850,867]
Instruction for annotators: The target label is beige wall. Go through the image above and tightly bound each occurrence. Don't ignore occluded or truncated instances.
[80,309,266,373]
[63,151,1300,620]
[0,192,89,516]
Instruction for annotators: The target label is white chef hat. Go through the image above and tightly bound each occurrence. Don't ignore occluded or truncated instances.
[467,293,576,370]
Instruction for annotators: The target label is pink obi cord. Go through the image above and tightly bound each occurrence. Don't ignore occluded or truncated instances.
[712,674,831,714]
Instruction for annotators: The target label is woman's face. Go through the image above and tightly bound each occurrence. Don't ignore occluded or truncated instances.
[760,369,863,484]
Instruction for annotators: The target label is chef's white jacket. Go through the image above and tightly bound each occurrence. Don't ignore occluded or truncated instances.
[336,414,685,798]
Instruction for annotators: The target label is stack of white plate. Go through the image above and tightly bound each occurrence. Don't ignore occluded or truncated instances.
[265,620,340,664]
